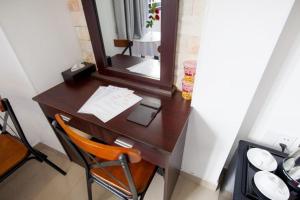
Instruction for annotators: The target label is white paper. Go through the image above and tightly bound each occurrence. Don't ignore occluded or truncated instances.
[78,86,142,123]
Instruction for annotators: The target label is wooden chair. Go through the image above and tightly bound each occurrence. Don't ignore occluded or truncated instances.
[114,39,133,56]
[0,98,66,182]
[53,114,157,200]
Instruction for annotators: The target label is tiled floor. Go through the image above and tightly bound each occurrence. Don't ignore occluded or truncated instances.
[0,144,231,200]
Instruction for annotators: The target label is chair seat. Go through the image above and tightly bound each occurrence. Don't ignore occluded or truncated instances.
[0,134,28,176]
[90,159,156,196]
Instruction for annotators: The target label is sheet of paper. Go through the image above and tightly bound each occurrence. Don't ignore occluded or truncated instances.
[79,86,134,113]
[78,86,106,113]
[127,59,160,79]
[78,86,142,123]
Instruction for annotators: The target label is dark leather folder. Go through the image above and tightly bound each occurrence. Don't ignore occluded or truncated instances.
[127,105,158,127]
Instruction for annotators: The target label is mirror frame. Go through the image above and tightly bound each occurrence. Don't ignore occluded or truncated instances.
[81,0,179,94]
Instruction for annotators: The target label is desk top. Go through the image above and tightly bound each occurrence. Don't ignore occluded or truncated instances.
[33,78,191,153]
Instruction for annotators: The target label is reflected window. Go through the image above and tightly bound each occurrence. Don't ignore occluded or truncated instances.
[95,0,162,80]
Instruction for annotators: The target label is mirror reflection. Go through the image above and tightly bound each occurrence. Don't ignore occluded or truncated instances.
[96,0,161,80]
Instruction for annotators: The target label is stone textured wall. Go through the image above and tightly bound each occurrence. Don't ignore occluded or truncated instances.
[176,0,204,88]
[67,0,204,88]
[67,0,95,63]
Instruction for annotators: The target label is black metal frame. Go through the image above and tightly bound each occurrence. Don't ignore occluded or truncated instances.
[0,98,66,183]
[52,120,155,200]
[121,41,133,56]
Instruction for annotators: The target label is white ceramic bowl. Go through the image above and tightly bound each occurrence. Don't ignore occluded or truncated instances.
[247,148,278,171]
[254,171,290,200]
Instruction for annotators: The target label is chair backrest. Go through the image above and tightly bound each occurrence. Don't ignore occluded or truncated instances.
[0,98,33,151]
[114,39,133,56]
[0,97,4,132]
[54,114,141,163]
[113,39,132,48]
[0,97,4,112]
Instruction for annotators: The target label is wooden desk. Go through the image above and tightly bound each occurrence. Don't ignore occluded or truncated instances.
[33,77,191,200]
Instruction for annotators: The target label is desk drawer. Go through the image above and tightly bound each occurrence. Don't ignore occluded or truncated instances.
[39,104,118,144]
[39,104,169,168]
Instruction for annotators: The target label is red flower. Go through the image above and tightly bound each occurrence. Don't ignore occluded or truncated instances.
[155,15,160,20]
[155,8,160,14]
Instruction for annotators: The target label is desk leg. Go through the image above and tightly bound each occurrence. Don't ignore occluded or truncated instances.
[163,121,188,200]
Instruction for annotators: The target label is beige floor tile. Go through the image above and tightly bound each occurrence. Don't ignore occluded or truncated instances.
[171,176,219,200]
[144,173,164,200]
[92,184,118,200]
[33,164,84,200]
[0,143,223,200]
[0,160,59,200]
[218,190,233,200]
[63,175,117,200]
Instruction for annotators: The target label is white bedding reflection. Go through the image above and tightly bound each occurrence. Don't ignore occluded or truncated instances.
[127,59,160,79]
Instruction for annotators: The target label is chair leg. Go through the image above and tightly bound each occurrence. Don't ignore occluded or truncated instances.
[33,150,66,175]
[138,187,147,200]
[43,157,67,175]
[86,177,93,200]
[139,194,145,200]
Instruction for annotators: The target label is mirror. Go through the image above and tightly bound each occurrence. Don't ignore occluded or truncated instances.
[95,0,162,80]
[82,0,178,95]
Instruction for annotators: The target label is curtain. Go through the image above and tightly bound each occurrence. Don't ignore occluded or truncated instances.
[113,0,147,40]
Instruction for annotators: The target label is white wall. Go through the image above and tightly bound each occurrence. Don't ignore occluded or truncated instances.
[223,2,300,193]
[0,28,41,145]
[226,1,300,166]
[0,0,81,93]
[0,0,82,152]
[247,1,300,152]
[182,0,295,186]
[225,1,300,166]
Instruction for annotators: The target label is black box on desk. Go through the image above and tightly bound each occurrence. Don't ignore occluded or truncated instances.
[62,62,96,83]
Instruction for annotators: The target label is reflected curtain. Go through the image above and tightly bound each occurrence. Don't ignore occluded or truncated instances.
[113,0,148,40]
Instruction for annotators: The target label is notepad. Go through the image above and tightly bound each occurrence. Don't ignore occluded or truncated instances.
[78,86,142,123]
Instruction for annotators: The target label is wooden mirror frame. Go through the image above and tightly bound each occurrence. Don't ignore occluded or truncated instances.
[81,0,179,96]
